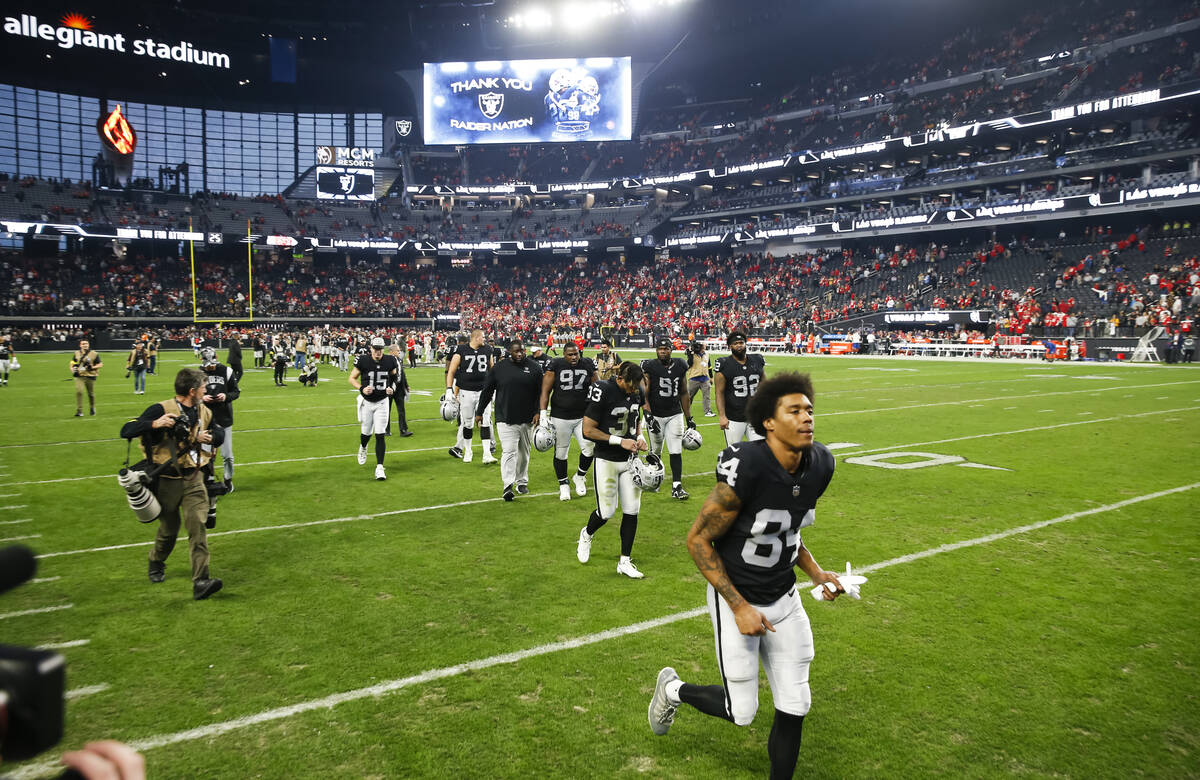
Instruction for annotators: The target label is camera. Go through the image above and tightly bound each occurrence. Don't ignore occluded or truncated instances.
[117,460,172,523]
[0,545,67,762]
[167,414,193,444]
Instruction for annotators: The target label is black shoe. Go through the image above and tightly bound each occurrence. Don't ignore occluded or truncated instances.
[74,410,83,417]
[448,447,463,459]
[206,508,217,529]
[89,408,95,416]
[672,485,690,500]
[148,561,165,583]
[223,479,234,494]
[399,429,413,437]
[193,578,223,600]
[516,484,529,495]
[503,484,515,502]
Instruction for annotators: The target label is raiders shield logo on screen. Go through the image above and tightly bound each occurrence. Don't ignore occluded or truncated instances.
[339,175,355,194]
[395,119,412,137]
[479,92,504,119]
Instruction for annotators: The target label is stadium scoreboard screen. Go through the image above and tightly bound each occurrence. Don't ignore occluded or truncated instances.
[423,57,631,145]
[316,167,375,201]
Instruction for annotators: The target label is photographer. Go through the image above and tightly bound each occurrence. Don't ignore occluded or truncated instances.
[125,340,149,395]
[147,334,159,375]
[70,338,103,417]
[119,368,224,600]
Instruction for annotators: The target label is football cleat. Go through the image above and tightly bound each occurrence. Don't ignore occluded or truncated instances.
[671,485,690,500]
[448,447,463,459]
[503,484,515,502]
[648,667,680,736]
[481,450,498,464]
[148,561,165,584]
[559,483,571,501]
[576,527,592,563]
[572,473,587,496]
[617,558,645,579]
[516,483,529,495]
[357,446,368,465]
[375,464,386,481]
[462,444,473,463]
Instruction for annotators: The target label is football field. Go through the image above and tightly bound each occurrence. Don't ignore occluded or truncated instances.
[1,349,1198,779]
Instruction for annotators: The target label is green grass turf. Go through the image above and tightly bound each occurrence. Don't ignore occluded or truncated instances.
[0,349,1197,778]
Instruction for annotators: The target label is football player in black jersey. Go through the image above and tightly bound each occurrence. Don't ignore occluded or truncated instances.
[0,334,13,386]
[445,329,497,464]
[576,361,651,579]
[444,334,470,458]
[714,331,767,447]
[529,345,553,374]
[648,372,846,779]
[200,347,241,493]
[538,342,598,501]
[350,337,399,481]
[641,337,695,500]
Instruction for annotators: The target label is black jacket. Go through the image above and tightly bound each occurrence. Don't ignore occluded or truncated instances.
[476,358,544,425]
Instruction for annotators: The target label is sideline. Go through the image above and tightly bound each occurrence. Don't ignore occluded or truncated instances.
[10,481,1198,778]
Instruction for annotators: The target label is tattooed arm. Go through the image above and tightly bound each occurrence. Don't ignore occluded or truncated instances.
[686,482,776,636]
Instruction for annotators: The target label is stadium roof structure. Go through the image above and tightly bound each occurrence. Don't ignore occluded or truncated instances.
[0,0,1098,114]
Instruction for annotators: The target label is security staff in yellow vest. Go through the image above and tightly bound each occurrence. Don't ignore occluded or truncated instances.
[70,338,103,417]
[120,367,225,600]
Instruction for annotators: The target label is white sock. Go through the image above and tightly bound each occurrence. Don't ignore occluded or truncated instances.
[664,679,684,706]
[673,481,681,488]
[619,555,631,564]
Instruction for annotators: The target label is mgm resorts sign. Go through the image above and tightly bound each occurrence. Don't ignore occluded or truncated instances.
[3,12,231,68]
[315,146,376,167]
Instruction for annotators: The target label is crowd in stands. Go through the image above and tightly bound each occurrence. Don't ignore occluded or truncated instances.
[3,223,1197,345]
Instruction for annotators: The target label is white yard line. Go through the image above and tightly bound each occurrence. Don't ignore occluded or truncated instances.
[5,396,1198,491]
[36,639,90,650]
[0,517,32,525]
[2,378,1195,451]
[64,683,110,700]
[29,576,60,584]
[0,603,73,621]
[26,405,1200,555]
[0,533,40,543]
[10,481,1197,780]
[829,406,1198,459]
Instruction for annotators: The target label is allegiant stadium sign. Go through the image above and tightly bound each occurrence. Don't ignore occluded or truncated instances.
[3,13,231,69]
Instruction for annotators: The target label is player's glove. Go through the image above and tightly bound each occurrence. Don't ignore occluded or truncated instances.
[686,416,696,430]
[539,410,550,428]
[645,413,661,436]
